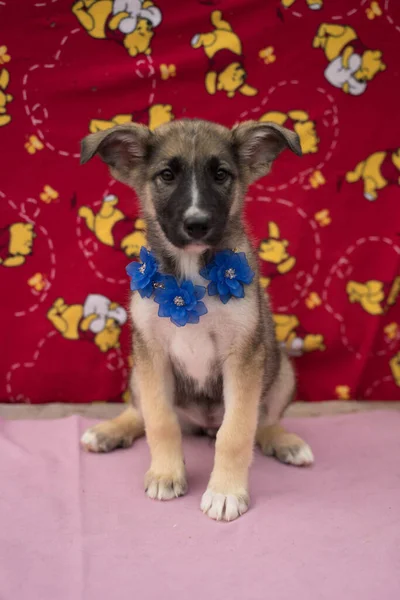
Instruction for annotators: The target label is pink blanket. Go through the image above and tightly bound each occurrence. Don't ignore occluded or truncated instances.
[1,412,399,599]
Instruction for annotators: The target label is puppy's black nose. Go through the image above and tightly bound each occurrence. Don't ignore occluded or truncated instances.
[184,215,210,240]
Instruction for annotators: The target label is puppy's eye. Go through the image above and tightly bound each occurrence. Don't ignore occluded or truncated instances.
[215,168,229,183]
[159,169,175,182]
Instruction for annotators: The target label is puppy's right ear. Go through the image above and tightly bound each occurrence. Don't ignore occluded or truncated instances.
[80,123,152,184]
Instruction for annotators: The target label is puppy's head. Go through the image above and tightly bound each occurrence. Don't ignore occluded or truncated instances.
[81,119,301,251]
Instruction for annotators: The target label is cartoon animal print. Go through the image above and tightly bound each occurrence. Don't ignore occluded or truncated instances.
[273,314,325,356]
[79,194,146,258]
[281,0,323,9]
[191,10,257,98]
[0,68,13,126]
[345,149,400,201]
[259,110,319,155]
[0,223,35,267]
[258,222,296,288]
[346,277,400,315]
[47,294,127,352]
[390,351,400,387]
[89,103,173,133]
[72,0,162,57]
[313,23,386,95]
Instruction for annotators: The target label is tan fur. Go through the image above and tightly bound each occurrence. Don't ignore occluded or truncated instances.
[134,337,187,500]
[202,344,264,520]
[82,405,145,452]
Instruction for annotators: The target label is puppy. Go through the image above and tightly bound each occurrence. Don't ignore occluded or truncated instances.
[80,119,314,522]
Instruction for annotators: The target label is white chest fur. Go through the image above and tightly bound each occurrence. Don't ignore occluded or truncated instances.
[130,249,257,390]
[169,324,215,387]
[131,286,254,388]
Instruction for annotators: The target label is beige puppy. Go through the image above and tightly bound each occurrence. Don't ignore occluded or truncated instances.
[80,119,313,522]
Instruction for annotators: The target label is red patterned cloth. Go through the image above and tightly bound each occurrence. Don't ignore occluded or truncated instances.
[1,0,399,403]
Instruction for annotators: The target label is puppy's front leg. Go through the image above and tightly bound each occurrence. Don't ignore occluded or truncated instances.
[201,347,264,521]
[135,339,186,501]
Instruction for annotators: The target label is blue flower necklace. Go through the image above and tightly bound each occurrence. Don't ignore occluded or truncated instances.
[126,246,255,327]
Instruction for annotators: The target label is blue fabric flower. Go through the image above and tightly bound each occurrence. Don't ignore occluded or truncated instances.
[126,247,159,298]
[154,278,208,327]
[200,250,255,304]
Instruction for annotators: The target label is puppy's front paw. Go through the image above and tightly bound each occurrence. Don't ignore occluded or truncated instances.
[273,437,314,467]
[145,469,187,501]
[201,489,249,522]
[81,425,134,453]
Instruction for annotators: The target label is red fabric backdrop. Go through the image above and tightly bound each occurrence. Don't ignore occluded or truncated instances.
[1,0,399,403]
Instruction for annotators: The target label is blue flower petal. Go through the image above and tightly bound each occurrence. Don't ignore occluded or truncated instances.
[161,274,179,288]
[137,282,154,298]
[217,280,230,296]
[192,301,208,316]
[239,269,255,285]
[158,303,172,317]
[215,250,232,266]
[199,265,210,279]
[208,281,218,296]
[154,289,170,304]
[194,285,206,301]
[181,289,192,306]
[187,312,200,324]
[139,246,148,263]
[181,280,195,295]
[209,266,219,281]
[126,261,139,276]
[171,305,186,320]
[230,282,245,298]
[220,293,231,304]
[226,278,241,291]
[171,306,189,327]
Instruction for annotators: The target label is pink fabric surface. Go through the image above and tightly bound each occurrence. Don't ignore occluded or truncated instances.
[1,412,399,600]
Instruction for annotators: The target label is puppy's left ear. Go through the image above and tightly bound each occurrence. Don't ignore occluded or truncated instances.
[233,121,302,183]
[80,123,152,186]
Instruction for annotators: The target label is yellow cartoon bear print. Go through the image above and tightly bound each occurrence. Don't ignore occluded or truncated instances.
[0,68,13,127]
[313,23,386,95]
[191,10,257,98]
[47,294,127,352]
[0,223,35,267]
[273,314,325,356]
[390,352,400,387]
[346,277,400,315]
[72,0,162,57]
[258,222,296,288]
[259,110,319,155]
[281,0,323,10]
[79,194,146,258]
[89,103,173,133]
[345,149,400,201]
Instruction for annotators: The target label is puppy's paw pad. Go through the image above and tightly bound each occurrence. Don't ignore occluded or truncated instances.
[80,426,133,453]
[276,441,314,466]
[145,471,187,501]
[201,489,249,522]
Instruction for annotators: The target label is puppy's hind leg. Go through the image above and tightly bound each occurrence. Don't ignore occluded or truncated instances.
[81,405,145,453]
[257,350,314,466]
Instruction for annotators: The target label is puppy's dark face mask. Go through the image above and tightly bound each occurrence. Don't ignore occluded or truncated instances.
[80,119,301,251]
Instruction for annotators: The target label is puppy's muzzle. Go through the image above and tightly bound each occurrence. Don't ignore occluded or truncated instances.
[183,214,211,241]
